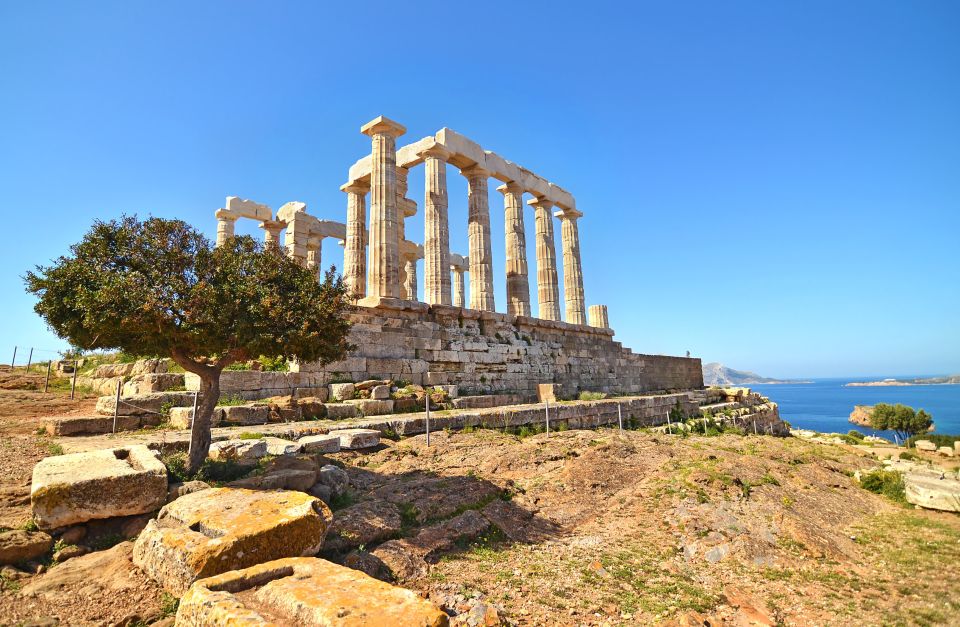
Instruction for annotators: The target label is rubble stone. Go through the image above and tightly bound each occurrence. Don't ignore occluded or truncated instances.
[345,398,394,416]
[133,488,331,595]
[208,439,267,464]
[330,428,381,450]
[324,403,360,420]
[0,530,53,565]
[298,434,341,454]
[31,445,167,530]
[175,557,448,626]
[328,383,356,401]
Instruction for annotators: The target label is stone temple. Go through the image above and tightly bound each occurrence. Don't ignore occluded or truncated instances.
[213,116,703,399]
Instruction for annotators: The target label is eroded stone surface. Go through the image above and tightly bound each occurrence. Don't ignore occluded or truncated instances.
[330,428,381,450]
[324,500,401,554]
[31,445,167,530]
[133,488,331,595]
[298,434,341,454]
[176,556,448,626]
[208,439,267,464]
[0,530,52,565]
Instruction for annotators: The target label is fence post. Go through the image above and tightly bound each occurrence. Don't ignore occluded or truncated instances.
[43,361,52,393]
[10,346,16,369]
[425,389,431,447]
[753,419,757,435]
[70,360,78,400]
[191,390,200,427]
[618,403,623,431]
[545,400,550,435]
[666,410,672,434]
[26,348,33,371]
[113,379,122,434]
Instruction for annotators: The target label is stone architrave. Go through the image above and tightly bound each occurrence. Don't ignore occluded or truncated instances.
[341,182,369,301]
[498,182,531,317]
[462,165,495,311]
[529,197,560,321]
[556,210,586,325]
[214,209,237,248]
[361,116,406,302]
[422,145,452,305]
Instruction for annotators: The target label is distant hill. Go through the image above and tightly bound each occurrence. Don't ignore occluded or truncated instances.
[702,362,809,386]
[846,374,960,387]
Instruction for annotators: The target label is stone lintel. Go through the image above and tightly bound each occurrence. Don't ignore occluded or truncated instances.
[225,196,273,222]
[340,181,370,194]
[356,296,430,314]
[360,115,406,138]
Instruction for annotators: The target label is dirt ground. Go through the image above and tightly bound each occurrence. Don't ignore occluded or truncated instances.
[1,373,959,626]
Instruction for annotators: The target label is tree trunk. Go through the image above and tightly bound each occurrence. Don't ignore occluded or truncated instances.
[185,369,222,475]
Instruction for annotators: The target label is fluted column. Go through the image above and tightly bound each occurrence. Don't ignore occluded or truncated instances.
[403,258,417,300]
[462,165,495,311]
[529,197,560,321]
[215,210,237,248]
[589,304,609,329]
[422,146,452,305]
[557,211,586,324]
[260,220,285,250]
[451,265,466,308]
[498,182,531,317]
[306,238,322,282]
[360,116,406,301]
[341,182,369,300]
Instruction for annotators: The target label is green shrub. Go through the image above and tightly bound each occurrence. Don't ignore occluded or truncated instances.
[905,433,959,449]
[578,391,607,401]
[847,430,865,440]
[217,394,247,406]
[859,470,908,505]
[238,432,264,440]
[898,451,920,461]
[257,355,289,372]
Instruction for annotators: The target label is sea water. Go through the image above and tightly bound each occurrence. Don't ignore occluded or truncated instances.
[750,378,960,439]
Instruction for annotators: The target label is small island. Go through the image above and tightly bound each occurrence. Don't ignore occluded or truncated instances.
[846,374,960,387]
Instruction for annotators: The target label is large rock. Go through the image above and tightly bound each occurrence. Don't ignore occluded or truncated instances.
[324,403,360,420]
[345,398,394,416]
[130,357,169,375]
[45,415,140,436]
[229,469,317,492]
[95,392,195,417]
[298,434,341,454]
[905,474,960,512]
[122,373,184,395]
[848,405,873,427]
[0,529,53,565]
[328,382,355,402]
[330,428,381,450]
[371,384,391,400]
[208,439,268,464]
[914,440,937,452]
[263,437,299,456]
[133,488,332,595]
[31,445,168,530]
[324,500,402,554]
[176,557,448,626]
[219,404,270,426]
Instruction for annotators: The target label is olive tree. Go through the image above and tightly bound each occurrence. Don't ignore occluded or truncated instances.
[25,216,353,472]
[869,403,933,443]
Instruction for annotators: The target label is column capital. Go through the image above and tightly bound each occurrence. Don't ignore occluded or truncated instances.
[496,181,524,195]
[214,208,238,221]
[526,196,554,210]
[340,181,370,194]
[259,218,287,229]
[554,207,584,220]
[460,164,491,180]
[419,143,452,161]
[360,115,406,138]
[306,236,322,251]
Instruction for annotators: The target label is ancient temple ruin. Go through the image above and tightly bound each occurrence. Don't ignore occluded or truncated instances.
[212,116,702,398]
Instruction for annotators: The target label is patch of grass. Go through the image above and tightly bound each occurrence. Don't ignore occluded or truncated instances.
[159,451,252,485]
[329,491,356,511]
[0,572,22,592]
[859,469,908,506]
[398,502,420,531]
[159,592,179,618]
[217,393,247,406]
[760,472,781,486]
[897,451,920,461]
[89,533,125,551]
[43,440,64,456]
[21,519,39,532]
[238,432,265,440]
[578,391,607,401]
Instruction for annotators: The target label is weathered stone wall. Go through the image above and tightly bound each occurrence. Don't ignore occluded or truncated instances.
[294,302,703,399]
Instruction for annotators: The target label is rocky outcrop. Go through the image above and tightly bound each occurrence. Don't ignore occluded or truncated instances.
[849,405,873,427]
[0,529,52,565]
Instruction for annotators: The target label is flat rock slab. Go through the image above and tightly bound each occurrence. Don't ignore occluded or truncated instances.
[133,487,331,595]
[45,415,140,436]
[0,529,53,565]
[324,500,402,554]
[177,557,448,626]
[905,474,960,512]
[208,439,268,464]
[345,399,394,416]
[324,403,360,420]
[330,428,381,450]
[263,437,299,456]
[96,392,195,417]
[31,445,168,530]
[297,434,341,454]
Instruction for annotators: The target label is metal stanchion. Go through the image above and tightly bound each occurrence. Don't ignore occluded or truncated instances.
[26,348,33,371]
[112,379,122,434]
[545,400,550,434]
[10,346,16,370]
[70,360,78,399]
[425,390,431,447]
[43,361,52,393]
[618,403,623,431]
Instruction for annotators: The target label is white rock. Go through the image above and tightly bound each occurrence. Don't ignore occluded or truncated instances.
[297,434,341,454]
[330,428,380,450]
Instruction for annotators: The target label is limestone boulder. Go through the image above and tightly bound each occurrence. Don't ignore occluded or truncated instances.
[324,402,360,420]
[45,415,140,436]
[166,481,211,504]
[95,392,194,417]
[298,434,341,454]
[371,384,391,400]
[94,362,135,378]
[905,474,960,512]
[220,404,270,426]
[122,373,184,395]
[208,439,268,464]
[324,500,401,554]
[133,488,332,595]
[328,383,356,402]
[31,445,168,530]
[296,397,326,420]
[330,428,381,450]
[345,398,394,416]
[914,440,937,452]
[176,557,448,626]
[131,358,169,375]
[316,465,349,498]
[938,446,955,457]
[0,529,53,565]
[263,437,299,456]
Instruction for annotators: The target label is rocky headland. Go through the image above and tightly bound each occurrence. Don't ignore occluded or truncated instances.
[846,374,960,387]
[702,362,811,386]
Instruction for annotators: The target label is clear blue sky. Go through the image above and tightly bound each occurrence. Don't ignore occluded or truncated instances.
[1,1,957,378]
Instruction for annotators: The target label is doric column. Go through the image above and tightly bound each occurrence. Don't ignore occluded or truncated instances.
[260,220,285,250]
[361,116,406,301]
[528,197,560,321]
[403,258,417,300]
[462,165,495,311]
[215,210,237,248]
[341,182,369,300]
[305,238,322,282]
[589,304,609,329]
[497,182,531,317]
[451,265,466,308]
[422,145,452,305]
[557,211,586,324]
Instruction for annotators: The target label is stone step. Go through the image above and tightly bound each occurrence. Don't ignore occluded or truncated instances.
[45,415,153,436]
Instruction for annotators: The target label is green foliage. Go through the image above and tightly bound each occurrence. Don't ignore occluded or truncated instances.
[224,362,252,371]
[329,491,357,511]
[257,355,289,372]
[159,592,180,618]
[847,430,865,440]
[160,451,249,484]
[217,393,247,406]
[21,519,39,532]
[859,470,908,506]
[578,391,607,401]
[25,216,354,370]
[238,432,264,440]
[905,433,959,449]
[869,403,934,442]
[898,451,920,461]
[669,400,686,423]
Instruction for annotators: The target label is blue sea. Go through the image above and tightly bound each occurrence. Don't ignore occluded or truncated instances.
[750,378,960,439]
